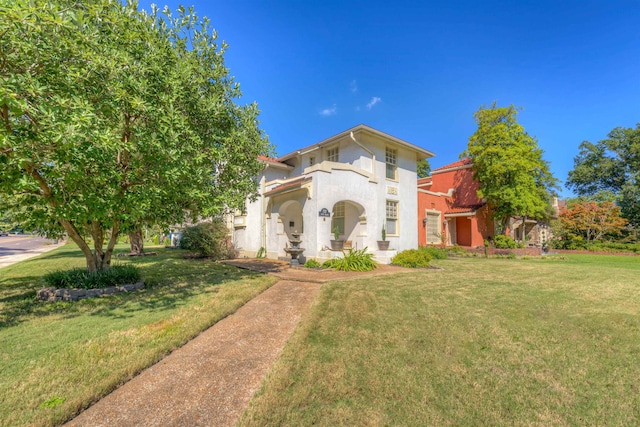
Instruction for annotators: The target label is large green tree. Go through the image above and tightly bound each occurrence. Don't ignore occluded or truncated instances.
[417,159,431,178]
[0,1,270,271]
[566,124,640,228]
[464,103,557,234]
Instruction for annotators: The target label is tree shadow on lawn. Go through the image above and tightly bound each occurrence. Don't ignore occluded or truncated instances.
[0,260,261,329]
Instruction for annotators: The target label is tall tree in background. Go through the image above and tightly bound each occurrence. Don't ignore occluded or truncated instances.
[0,1,271,271]
[417,159,431,178]
[464,103,557,234]
[566,124,640,228]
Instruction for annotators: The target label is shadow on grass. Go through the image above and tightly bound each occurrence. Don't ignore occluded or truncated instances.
[0,250,261,329]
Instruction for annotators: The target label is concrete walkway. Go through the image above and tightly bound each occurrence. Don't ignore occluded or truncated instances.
[66,276,322,427]
[65,259,413,426]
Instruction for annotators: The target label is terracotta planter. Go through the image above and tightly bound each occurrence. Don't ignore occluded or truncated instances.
[330,240,344,251]
[377,240,390,250]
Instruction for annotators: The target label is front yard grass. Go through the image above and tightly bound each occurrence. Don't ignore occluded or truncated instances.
[240,254,640,426]
[0,244,277,427]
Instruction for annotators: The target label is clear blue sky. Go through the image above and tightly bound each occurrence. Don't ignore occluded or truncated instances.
[141,0,640,197]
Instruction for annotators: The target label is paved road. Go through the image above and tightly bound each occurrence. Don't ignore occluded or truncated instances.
[0,235,62,269]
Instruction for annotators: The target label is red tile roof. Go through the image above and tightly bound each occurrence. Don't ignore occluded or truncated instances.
[258,155,289,167]
[433,157,472,172]
[445,204,484,215]
[263,177,309,196]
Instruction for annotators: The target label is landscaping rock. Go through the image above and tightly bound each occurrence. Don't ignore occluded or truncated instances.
[37,280,145,302]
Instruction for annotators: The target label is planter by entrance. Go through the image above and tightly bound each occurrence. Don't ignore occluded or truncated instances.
[330,240,344,251]
[377,240,390,250]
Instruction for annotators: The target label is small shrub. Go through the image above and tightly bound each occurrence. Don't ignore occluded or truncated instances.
[322,248,377,271]
[493,235,518,249]
[392,249,431,268]
[42,265,142,290]
[179,220,237,259]
[304,259,321,268]
[420,246,448,260]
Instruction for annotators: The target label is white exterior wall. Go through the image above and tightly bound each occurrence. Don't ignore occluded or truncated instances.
[231,126,429,263]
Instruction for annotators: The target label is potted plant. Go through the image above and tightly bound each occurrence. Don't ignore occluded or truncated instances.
[330,226,344,251]
[377,225,390,250]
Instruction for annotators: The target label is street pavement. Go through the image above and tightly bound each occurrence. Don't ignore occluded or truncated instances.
[0,235,64,269]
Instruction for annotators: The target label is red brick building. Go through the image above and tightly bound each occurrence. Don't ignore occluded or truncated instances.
[417,159,494,247]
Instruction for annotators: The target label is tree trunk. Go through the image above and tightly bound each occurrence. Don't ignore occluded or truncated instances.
[129,228,144,254]
[59,219,99,272]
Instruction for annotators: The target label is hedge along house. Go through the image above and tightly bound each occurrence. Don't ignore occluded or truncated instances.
[417,158,494,247]
[230,124,434,263]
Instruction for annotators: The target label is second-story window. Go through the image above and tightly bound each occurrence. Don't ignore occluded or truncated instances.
[386,147,397,180]
[327,147,339,162]
[309,156,315,166]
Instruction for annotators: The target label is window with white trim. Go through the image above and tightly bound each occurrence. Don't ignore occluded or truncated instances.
[386,200,398,235]
[386,147,397,180]
[327,147,339,162]
[332,201,345,235]
[426,212,441,244]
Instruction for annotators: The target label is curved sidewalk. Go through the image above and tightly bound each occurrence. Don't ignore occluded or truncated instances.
[66,277,322,427]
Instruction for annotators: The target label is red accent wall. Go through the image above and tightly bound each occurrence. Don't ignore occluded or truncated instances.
[417,165,494,247]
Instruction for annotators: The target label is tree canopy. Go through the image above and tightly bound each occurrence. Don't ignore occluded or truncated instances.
[417,159,431,178]
[556,200,627,243]
[566,124,640,228]
[464,103,557,233]
[0,1,271,271]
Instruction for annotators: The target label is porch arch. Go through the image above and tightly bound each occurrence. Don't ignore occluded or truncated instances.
[278,199,304,240]
[331,200,366,244]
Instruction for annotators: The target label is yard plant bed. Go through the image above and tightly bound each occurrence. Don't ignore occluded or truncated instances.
[0,244,277,427]
[240,254,640,426]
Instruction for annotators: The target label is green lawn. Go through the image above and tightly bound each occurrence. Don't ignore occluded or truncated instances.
[240,254,640,426]
[0,244,277,427]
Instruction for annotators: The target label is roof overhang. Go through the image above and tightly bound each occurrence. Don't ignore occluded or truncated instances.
[277,124,435,162]
[264,177,312,197]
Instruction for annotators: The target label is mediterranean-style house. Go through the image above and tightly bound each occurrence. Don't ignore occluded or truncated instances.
[417,158,557,248]
[229,124,434,263]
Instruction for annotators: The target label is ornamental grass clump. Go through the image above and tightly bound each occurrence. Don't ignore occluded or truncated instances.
[42,265,142,290]
[304,259,322,268]
[322,248,377,272]
[392,249,431,268]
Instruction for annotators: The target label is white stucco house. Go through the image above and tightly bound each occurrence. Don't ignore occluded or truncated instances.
[230,124,434,263]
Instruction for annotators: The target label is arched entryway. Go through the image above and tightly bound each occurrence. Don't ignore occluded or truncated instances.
[331,200,366,247]
[279,200,303,241]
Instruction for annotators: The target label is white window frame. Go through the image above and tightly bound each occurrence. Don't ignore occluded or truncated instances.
[386,200,399,236]
[425,210,441,244]
[332,201,345,236]
[385,147,398,181]
[327,146,339,162]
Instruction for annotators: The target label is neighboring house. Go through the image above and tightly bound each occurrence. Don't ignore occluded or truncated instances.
[417,158,557,247]
[230,124,434,263]
[417,159,493,247]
